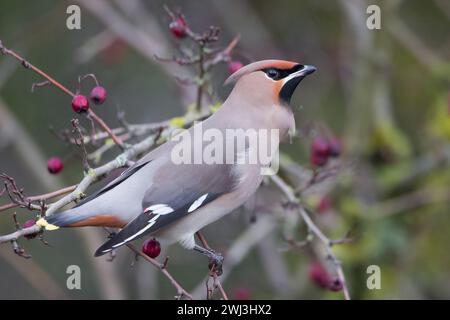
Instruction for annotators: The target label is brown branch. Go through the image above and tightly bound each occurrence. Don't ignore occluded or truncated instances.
[0,40,75,97]
[270,174,351,300]
[0,185,76,212]
[88,109,124,148]
[0,40,123,147]
[196,231,229,300]
[0,225,41,244]
[71,119,91,171]
[126,243,194,300]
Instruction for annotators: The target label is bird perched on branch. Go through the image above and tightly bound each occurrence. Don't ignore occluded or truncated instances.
[39,60,316,268]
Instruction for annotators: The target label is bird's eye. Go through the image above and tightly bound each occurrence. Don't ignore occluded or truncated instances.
[266,68,280,80]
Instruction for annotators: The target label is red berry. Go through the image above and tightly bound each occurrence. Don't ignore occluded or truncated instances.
[309,262,331,289]
[142,238,161,258]
[23,219,36,228]
[328,137,342,157]
[310,153,328,167]
[90,86,107,105]
[47,157,64,174]
[233,287,252,300]
[23,219,39,239]
[310,137,330,167]
[169,18,187,39]
[317,196,332,213]
[328,278,343,292]
[228,60,244,75]
[71,95,90,113]
[312,137,330,157]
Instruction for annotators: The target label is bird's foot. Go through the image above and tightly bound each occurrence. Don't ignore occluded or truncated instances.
[207,251,224,276]
[193,244,224,276]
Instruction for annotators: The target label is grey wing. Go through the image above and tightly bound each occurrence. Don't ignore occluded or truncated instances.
[94,163,236,256]
[74,141,172,208]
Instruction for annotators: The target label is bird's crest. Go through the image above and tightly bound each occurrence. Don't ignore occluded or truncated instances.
[224,59,298,85]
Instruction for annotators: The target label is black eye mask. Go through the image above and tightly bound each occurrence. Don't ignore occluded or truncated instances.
[262,64,304,80]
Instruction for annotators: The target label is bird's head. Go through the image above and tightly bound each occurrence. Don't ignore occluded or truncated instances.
[225,60,316,106]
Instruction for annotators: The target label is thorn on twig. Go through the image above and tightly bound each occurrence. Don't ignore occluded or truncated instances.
[11,240,31,259]
[12,212,20,230]
[162,256,169,269]
[21,60,30,69]
[31,80,50,93]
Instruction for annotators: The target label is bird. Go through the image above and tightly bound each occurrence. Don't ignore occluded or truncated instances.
[38,60,316,266]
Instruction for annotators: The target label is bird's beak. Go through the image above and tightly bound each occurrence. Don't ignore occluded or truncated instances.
[279,64,317,104]
[297,64,317,77]
[287,64,316,79]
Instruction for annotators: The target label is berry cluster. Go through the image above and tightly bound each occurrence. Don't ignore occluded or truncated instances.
[166,7,243,78]
[71,84,107,114]
[49,80,108,174]
[310,136,342,167]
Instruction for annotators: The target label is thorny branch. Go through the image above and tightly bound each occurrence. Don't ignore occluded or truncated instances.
[196,231,229,300]
[127,244,194,300]
[0,8,352,300]
[0,37,215,298]
[0,40,124,147]
[270,174,351,300]
[161,6,239,111]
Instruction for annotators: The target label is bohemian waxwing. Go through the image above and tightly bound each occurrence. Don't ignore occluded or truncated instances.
[40,60,316,264]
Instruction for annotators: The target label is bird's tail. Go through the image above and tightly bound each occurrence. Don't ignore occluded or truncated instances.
[39,207,89,229]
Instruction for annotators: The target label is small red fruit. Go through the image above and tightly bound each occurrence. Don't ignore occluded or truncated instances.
[47,157,64,174]
[169,17,187,39]
[328,278,343,292]
[23,219,39,239]
[90,86,107,105]
[310,153,328,167]
[312,137,330,157]
[317,196,332,213]
[311,137,331,167]
[142,238,161,258]
[71,95,90,113]
[309,262,331,289]
[228,60,244,75]
[328,137,342,157]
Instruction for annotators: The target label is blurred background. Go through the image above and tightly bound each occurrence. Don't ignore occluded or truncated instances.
[0,0,449,299]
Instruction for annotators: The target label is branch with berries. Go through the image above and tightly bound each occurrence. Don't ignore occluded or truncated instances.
[0,6,352,300]
[0,7,243,299]
[270,174,351,300]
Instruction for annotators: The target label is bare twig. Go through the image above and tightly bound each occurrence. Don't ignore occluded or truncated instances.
[196,231,229,300]
[0,40,124,147]
[0,185,76,212]
[126,243,194,300]
[270,174,351,300]
[0,225,41,244]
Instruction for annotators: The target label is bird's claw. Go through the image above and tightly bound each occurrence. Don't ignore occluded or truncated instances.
[208,251,224,276]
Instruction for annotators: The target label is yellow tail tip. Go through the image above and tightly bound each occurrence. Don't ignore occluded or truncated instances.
[36,218,59,231]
